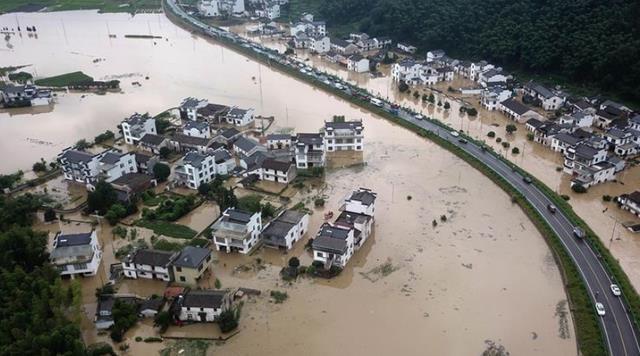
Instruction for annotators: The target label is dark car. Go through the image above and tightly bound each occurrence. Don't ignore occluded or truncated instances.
[573,227,585,239]
[523,176,533,184]
[458,138,468,144]
[547,204,557,214]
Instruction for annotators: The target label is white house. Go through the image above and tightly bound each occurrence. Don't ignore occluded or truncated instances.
[211,148,236,175]
[498,98,544,123]
[558,111,594,128]
[122,249,177,281]
[294,133,325,169]
[330,38,359,55]
[261,209,309,250]
[397,42,417,54]
[174,151,218,189]
[478,68,508,87]
[618,191,640,218]
[176,290,232,322]
[183,121,211,139]
[0,84,53,107]
[391,59,422,84]
[324,120,364,152]
[180,97,208,121]
[233,136,266,157]
[266,134,293,149]
[211,208,262,254]
[121,113,156,145]
[197,0,245,17]
[563,142,614,188]
[58,148,137,189]
[312,223,355,269]
[225,107,255,126]
[523,82,566,111]
[253,158,297,184]
[50,231,102,277]
[346,54,369,73]
[310,35,330,54]
[426,49,445,63]
[481,88,512,111]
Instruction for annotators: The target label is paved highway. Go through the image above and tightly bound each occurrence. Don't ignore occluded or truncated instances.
[395,107,640,356]
[164,1,640,353]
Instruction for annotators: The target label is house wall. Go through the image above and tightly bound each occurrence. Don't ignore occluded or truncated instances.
[173,254,213,285]
[179,306,221,322]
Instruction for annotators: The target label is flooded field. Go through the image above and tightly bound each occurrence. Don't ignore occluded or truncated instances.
[0,10,601,355]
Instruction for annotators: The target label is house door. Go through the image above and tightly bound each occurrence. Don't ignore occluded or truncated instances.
[198,312,207,322]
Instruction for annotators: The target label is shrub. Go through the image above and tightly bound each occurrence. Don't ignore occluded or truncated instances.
[406,195,412,200]
[398,81,409,93]
[496,137,502,143]
[288,257,300,268]
[270,290,288,303]
[44,207,56,222]
[506,124,517,134]
[561,195,571,201]
[135,337,142,342]
[33,160,47,173]
[440,215,447,222]
[153,311,171,333]
[527,133,535,141]
[159,147,171,159]
[413,91,420,98]
[487,131,495,138]
[501,141,510,148]
[314,198,325,207]
[571,184,587,193]
[466,107,478,116]
[152,163,170,182]
[443,101,450,110]
[511,147,520,154]
[602,195,612,202]
[215,278,222,289]
[143,337,163,343]
[217,309,238,333]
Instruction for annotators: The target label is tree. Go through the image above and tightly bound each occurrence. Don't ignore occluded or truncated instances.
[153,163,171,182]
[237,195,262,213]
[159,146,171,159]
[314,197,325,207]
[33,159,47,173]
[398,81,409,93]
[437,100,442,106]
[512,147,520,154]
[110,299,138,342]
[44,207,57,222]
[75,139,90,150]
[427,93,435,103]
[217,309,238,333]
[153,311,171,333]
[413,91,420,98]
[112,226,128,239]
[487,131,496,138]
[444,101,451,110]
[288,257,300,268]
[527,133,535,141]
[156,117,172,134]
[105,204,127,225]
[261,202,276,219]
[94,130,115,144]
[87,181,118,215]
[466,108,478,116]
[506,124,517,134]
[572,184,587,193]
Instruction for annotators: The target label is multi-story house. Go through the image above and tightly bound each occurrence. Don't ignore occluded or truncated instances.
[330,38,359,55]
[481,87,512,111]
[174,151,217,189]
[50,231,102,277]
[172,246,214,285]
[261,209,309,250]
[323,120,364,152]
[312,223,355,269]
[121,113,156,145]
[294,133,325,169]
[175,290,232,322]
[266,134,293,149]
[499,98,544,123]
[346,54,369,73]
[251,158,297,184]
[183,121,211,139]
[180,97,208,121]
[58,148,137,189]
[233,136,266,157]
[211,208,262,254]
[617,191,640,218]
[523,81,566,111]
[426,49,445,63]
[224,107,255,126]
[197,0,245,17]
[122,249,178,281]
[391,59,422,84]
[563,142,615,188]
[310,35,330,54]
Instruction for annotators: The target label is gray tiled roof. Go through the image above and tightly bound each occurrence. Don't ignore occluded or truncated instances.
[312,235,347,254]
[501,98,532,116]
[234,136,261,152]
[140,134,166,146]
[183,151,209,168]
[296,133,323,145]
[61,150,94,164]
[173,246,210,268]
[325,121,363,131]
[182,290,228,309]
[349,190,376,206]
[128,249,175,267]
[100,152,123,165]
[56,232,92,247]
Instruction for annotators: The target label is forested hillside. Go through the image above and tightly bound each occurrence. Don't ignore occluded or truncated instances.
[306,0,640,104]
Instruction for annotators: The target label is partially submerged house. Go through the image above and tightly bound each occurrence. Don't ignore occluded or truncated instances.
[261,209,309,250]
[121,112,156,145]
[50,231,102,277]
[174,289,232,322]
[211,208,262,254]
[122,249,178,281]
[172,246,214,285]
[323,120,364,152]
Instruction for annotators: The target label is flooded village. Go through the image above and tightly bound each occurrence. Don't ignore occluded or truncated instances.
[0,4,638,356]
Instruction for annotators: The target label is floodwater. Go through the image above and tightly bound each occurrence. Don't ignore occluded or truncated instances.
[7,11,578,354]
[232,24,640,288]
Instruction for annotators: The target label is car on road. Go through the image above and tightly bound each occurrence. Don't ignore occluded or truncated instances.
[450,131,460,137]
[414,114,424,120]
[573,226,585,239]
[547,204,557,214]
[370,98,383,107]
[596,302,606,316]
[522,176,533,184]
[611,284,621,296]
[458,138,468,144]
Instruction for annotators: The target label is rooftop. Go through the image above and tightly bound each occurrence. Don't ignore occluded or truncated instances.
[348,188,377,206]
[173,246,210,268]
[181,290,228,309]
[140,133,166,146]
[127,249,176,267]
[234,136,262,152]
[501,98,532,116]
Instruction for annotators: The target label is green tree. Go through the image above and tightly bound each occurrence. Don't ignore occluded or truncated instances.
[154,311,172,333]
[444,101,451,110]
[506,124,517,134]
[288,257,300,268]
[512,147,520,154]
[427,93,435,103]
[261,202,276,219]
[87,181,118,215]
[105,204,127,225]
[153,163,171,182]
[44,207,57,222]
[398,81,409,93]
[32,158,47,173]
[217,309,239,333]
[159,146,171,159]
[94,130,115,144]
[487,131,496,138]
[75,139,90,150]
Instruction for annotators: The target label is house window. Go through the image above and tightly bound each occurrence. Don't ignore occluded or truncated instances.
[179,276,186,282]
[176,267,182,272]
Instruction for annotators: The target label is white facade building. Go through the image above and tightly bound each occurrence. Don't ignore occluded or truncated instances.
[212,208,262,254]
[121,113,157,145]
[294,133,325,169]
[225,107,255,126]
[122,249,177,281]
[261,209,310,250]
[177,290,232,322]
[346,55,369,73]
[50,231,102,277]
[174,151,217,189]
[324,120,364,152]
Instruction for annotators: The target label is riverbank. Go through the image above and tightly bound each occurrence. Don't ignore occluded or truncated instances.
[0,0,161,14]
[161,2,638,355]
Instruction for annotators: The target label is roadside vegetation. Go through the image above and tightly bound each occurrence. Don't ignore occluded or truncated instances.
[0,0,161,14]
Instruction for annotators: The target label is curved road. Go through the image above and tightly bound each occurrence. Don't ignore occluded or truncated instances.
[164,1,640,353]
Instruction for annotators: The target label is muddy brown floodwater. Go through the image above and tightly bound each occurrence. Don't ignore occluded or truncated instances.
[3,11,578,355]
